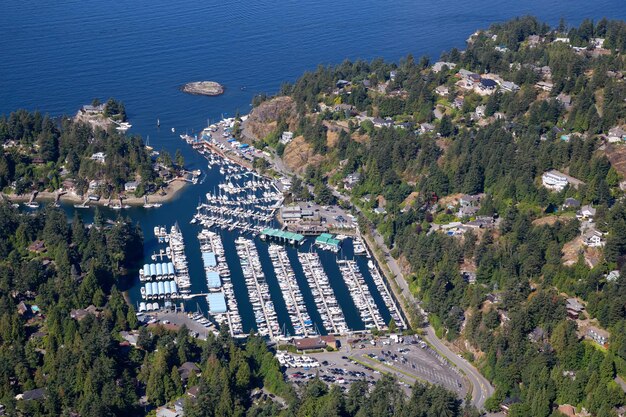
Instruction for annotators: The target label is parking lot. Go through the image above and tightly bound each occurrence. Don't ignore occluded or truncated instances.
[283,336,468,397]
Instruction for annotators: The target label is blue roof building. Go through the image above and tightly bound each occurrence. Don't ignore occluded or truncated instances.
[207,292,227,314]
[202,252,217,268]
[206,271,221,289]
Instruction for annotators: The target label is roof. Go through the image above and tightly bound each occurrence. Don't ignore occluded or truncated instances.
[178,362,201,380]
[202,252,217,268]
[294,335,336,350]
[260,228,304,242]
[16,388,46,401]
[205,271,221,288]
[207,292,227,314]
[480,78,497,87]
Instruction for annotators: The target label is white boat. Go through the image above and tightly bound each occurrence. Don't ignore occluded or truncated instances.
[24,202,40,208]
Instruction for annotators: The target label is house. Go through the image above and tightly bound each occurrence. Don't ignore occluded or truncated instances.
[452,96,465,109]
[576,205,596,219]
[495,45,509,53]
[458,205,479,218]
[81,104,105,114]
[606,270,620,282]
[156,406,182,417]
[70,305,101,321]
[582,228,604,248]
[460,194,482,207]
[461,271,477,284]
[90,152,106,163]
[420,123,435,134]
[336,79,350,88]
[557,93,573,110]
[500,81,520,92]
[17,301,29,316]
[563,197,580,209]
[457,69,478,81]
[389,71,397,80]
[120,331,139,346]
[474,105,486,119]
[124,181,139,192]
[178,362,201,382]
[591,37,605,48]
[540,66,552,78]
[281,205,302,223]
[566,298,584,319]
[374,206,387,215]
[433,107,444,120]
[536,81,554,92]
[28,240,46,253]
[607,126,626,143]
[501,397,521,414]
[343,173,361,191]
[528,327,546,343]
[15,388,46,401]
[294,335,338,351]
[372,118,393,128]
[586,326,609,346]
[435,85,449,96]
[61,179,77,193]
[432,61,456,73]
[333,103,355,114]
[527,34,543,47]
[554,37,571,44]
[542,170,569,191]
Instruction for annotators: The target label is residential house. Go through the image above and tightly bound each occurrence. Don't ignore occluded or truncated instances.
[586,326,609,347]
[432,61,456,73]
[70,305,101,321]
[372,118,393,128]
[528,327,546,343]
[420,123,435,134]
[473,105,486,119]
[557,93,573,110]
[563,197,581,209]
[461,271,477,284]
[527,34,543,47]
[501,397,521,414]
[607,126,626,143]
[336,79,350,88]
[120,331,139,346]
[435,85,449,96]
[566,298,584,320]
[536,81,554,92]
[501,80,520,92]
[389,71,397,81]
[459,194,483,207]
[452,96,465,109]
[542,170,569,191]
[541,66,552,78]
[577,205,596,220]
[553,37,571,44]
[124,181,139,192]
[343,173,361,191]
[156,406,182,417]
[582,228,604,247]
[61,179,76,193]
[81,104,105,114]
[494,45,509,53]
[178,362,201,383]
[591,37,605,48]
[28,240,46,254]
[15,388,46,401]
[606,270,620,282]
[458,205,479,218]
[478,78,498,93]
[17,301,29,316]
[90,152,106,163]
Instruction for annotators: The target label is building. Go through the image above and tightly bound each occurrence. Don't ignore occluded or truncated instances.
[536,81,554,92]
[90,152,106,163]
[435,85,449,96]
[420,123,435,134]
[478,78,498,92]
[586,326,609,347]
[124,181,139,192]
[432,61,456,73]
[70,305,101,321]
[294,335,338,351]
[563,197,581,209]
[343,173,361,191]
[606,270,620,282]
[577,205,596,219]
[474,105,486,119]
[15,388,46,402]
[178,362,201,383]
[542,170,569,191]
[566,298,584,319]
[500,80,520,92]
[280,205,302,224]
[81,104,105,114]
[607,126,626,143]
[557,93,572,110]
[372,118,393,128]
[452,96,464,109]
[582,228,604,247]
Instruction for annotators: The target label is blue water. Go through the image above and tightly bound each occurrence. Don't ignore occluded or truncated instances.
[3,0,625,333]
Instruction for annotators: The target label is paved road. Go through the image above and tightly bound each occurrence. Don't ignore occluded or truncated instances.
[366,227,494,410]
[237,127,494,409]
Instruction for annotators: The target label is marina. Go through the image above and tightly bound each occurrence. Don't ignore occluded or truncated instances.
[235,237,281,339]
[298,252,349,335]
[268,244,316,337]
[367,259,407,331]
[338,259,387,331]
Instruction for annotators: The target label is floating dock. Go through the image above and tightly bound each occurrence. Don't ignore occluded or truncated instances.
[260,228,305,245]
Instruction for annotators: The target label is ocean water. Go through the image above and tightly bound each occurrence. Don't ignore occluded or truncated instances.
[3,0,625,333]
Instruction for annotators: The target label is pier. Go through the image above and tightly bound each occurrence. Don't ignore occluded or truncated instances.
[338,260,386,331]
[268,245,316,337]
[367,260,407,330]
[298,252,349,334]
[260,228,305,245]
[236,237,279,339]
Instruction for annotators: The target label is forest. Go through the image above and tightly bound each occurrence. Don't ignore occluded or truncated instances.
[250,16,626,416]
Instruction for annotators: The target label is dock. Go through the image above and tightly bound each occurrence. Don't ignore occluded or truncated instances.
[260,228,305,245]
[338,260,386,331]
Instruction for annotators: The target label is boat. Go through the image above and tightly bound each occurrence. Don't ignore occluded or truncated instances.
[24,202,40,208]
[116,122,132,131]
[157,118,160,127]
[171,127,175,133]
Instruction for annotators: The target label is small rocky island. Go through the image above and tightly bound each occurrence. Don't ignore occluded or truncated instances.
[182,81,224,96]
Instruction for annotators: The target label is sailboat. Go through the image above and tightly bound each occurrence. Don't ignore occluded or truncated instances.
[157,118,160,128]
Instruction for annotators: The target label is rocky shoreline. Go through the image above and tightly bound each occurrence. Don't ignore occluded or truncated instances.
[181,81,224,96]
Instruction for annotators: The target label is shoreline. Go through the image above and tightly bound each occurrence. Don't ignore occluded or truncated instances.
[2,178,189,207]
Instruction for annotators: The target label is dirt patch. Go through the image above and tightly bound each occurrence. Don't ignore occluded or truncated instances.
[438,193,463,207]
[562,236,603,268]
[245,96,297,141]
[602,143,626,178]
[402,191,419,208]
[282,136,324,174]
[532,214,575,227]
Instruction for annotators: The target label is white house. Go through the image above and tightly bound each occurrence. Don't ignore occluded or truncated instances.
[473,105,486,119]
[586,326,609,346]
[542,170,569,191]
[280,131,294,145]
[432,61,456,73]
[435,85,449,96]
[536,81,554,92]
[124,181,139,192]
[90,152,106,164]
[501,81,520,92]
[577,204,596,220]
[607,126,626,143]
[582,228,604,247]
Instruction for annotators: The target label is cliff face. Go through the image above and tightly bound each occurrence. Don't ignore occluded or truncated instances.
[281,135,325,175]
[245,96,297,140]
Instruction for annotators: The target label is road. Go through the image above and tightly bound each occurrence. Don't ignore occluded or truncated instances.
[238,125,495,409]
[367,227,494,410]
